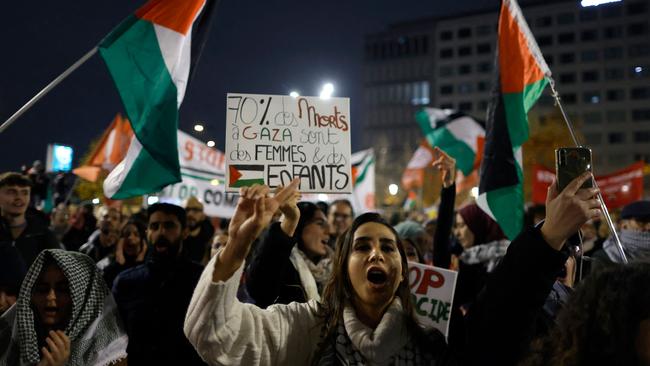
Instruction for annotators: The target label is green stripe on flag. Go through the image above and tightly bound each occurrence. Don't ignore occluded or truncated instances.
[502,78,548,148]
[231,178,265,188]
[427,128,475,176]
[355,156,374,185]
[100,16,181,197]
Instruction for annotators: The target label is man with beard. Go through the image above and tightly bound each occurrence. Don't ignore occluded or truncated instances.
[0,173,60,271]
[112,203,205,365]
[79,205,121,262]
[182,196,214,265]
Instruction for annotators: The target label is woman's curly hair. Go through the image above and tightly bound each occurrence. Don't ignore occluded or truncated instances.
[522,262,650,366]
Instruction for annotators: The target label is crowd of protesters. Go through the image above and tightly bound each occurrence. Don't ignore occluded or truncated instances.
[0,147,649,365]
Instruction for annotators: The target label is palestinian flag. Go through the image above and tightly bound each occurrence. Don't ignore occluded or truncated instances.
[401,141,434,190]
[229,165,265,188]
[100,0,217,199]
[350,149,375,213]
[477,0,551,240]
[415,108,485,176]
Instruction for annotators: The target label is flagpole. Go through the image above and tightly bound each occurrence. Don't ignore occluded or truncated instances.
[0,47,98,135]
[547,77,629,264]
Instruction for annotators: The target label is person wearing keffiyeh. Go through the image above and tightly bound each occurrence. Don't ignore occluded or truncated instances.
[0,249,128,366]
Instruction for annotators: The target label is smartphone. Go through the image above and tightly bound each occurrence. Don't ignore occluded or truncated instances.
[555,147,593,192]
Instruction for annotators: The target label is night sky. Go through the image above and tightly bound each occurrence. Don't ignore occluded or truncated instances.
[0,0,498,172]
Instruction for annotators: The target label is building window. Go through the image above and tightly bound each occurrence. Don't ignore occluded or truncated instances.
[440,30,453,41]
[458,82,473,94]
[557,33,575,44]
[583,112,602,125]
[630,65,649,79]
[605,67,625,80]
[459,101,473,111]
[584,132,602,144]
[458,27,472,39]
[545,54,554,66]
[606,89,625,101]
[634,131,650,143]
[477,81,490,92]
[477,43,491,54]
[440,48,453,58]
[536,16,552,27]
[580,29,598,41]
[440,85,454,95]
[626,2,648,14]
[604,26,624,39]
[579,8,598,22]
[557,13,575,25]
[458,64,472,75]
[581,50,599,62]
[604,47,624,60]
[439,66,454,77]
[582,70,599,82]
[629,44,650,58]
[583,91,601,104]
[559,53,575,64]
[559,73,576,84]
[458,46,472,57]
[632,109,650,121]
[628,23,649,36]
[563,93,577,104]
[537,35,553,46]
[477,62,492,73]
[608,132,626,144]
[631,87,650,100]
[606,110,627,123]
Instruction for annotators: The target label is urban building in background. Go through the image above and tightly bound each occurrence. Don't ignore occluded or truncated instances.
[362,0,650,206]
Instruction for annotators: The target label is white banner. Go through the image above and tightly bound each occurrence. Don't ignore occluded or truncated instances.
[408,262,458,337]
[225,93,352,193]
[157,131,238,218]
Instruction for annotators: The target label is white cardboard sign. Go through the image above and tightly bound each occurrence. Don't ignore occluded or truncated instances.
[408,262,458,337]
[225,93,352,193]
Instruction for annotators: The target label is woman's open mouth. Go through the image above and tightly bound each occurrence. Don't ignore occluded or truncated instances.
[366,267,388,288]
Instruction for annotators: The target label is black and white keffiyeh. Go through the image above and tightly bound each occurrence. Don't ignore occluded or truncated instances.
[603,229,650,263]
[0,249,127,365]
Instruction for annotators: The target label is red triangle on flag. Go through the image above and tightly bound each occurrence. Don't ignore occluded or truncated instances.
[229,166,242,186]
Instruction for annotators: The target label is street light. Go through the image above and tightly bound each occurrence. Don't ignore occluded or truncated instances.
[470,187,479,198]
[319,83,334,99]
[210,179,220,186]
[194,124,204,132]
[147,196,159,205]
[289,91,300,98]
[207,140,215,147]
[92,198,100,205]
[388,184,399,196]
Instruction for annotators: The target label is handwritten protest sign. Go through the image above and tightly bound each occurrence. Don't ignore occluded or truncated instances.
[158,131,238,218]
[408,262,458,337]
[225,93,352,193]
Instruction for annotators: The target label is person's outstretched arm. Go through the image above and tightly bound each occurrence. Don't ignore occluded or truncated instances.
[465,173,601,366]
[431,147,456,269]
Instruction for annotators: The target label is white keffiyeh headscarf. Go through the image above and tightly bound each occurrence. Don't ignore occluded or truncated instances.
[0,249,128,365]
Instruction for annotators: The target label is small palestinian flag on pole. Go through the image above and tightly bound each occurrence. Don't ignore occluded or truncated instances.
[229,165,265,188]
[477,0,551,240]
[100,0,217,199]
[415,108,485,177]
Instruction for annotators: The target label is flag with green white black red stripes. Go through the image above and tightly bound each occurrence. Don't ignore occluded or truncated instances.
[477,0,551,240]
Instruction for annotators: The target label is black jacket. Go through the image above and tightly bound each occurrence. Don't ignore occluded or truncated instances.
[246,222,306,308]
[0,216,60,271]
[464,226,568,366]
[112,257,205,365]
[182,219,215,265]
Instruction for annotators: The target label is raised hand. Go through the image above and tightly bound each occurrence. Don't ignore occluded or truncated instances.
[214,179,300,282]
[37,331,70,366]
[278,187,301,236]
[541,172,601,250]
[431,147,457,188]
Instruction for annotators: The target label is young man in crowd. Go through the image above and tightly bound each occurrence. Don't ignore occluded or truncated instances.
[112,203,205,365]
[327,199,353,248]
[0,172,60,271]
[79,205,121,262]
[593,199,650,266]
[183,196,214,265]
